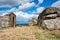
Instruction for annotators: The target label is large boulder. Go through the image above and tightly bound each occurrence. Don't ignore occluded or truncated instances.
[37,7,60,30]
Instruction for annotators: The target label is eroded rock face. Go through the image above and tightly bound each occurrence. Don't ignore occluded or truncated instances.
[38,7,60,30]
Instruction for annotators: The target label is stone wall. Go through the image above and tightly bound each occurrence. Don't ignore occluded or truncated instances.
[9,13,16,27]
[0,16,10,27]
[0,12,16,27]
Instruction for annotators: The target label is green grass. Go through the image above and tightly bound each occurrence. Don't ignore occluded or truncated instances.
[35,32,41,40]
[45,33,60,40]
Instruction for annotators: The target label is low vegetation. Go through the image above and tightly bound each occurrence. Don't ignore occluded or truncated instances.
[45,33,60,40]
[0,26,60,40]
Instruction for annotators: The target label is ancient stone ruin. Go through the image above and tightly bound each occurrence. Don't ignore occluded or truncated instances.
[0,12,16,28]
[37,7,60,30]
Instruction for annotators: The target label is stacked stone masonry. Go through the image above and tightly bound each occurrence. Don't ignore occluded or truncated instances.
[0,12,16,28]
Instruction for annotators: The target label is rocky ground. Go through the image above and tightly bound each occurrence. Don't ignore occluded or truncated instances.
[0,26,60,40]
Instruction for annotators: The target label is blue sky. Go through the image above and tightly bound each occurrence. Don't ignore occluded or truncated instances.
[0,0,60,24]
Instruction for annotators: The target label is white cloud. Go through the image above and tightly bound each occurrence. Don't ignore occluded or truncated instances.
[14,11,38,19]
[36,7,45,14]
[1,8,38,22]
[6,7,38,19]
[0,0,43,8]
[9,7,18,12]
[32,11,36,14]
[0,0,33,7]
[12,11,38,22]
[1,7,17,16]
[31,7,45,14]
[1,7,19,16]
[2,12,9,16]
[36,0,44,7]
[0,0,19,7]
[19,0,33,5]
[19,2,35,10]
[51,0,60,8]
[38,0,43,3]
[1,5,44,20]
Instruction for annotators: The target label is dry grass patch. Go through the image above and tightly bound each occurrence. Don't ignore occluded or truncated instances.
[0,26,60,40]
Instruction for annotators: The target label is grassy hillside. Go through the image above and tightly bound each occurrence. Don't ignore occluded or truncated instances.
[0,26,60,40]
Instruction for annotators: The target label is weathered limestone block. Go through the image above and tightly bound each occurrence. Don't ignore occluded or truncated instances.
[42,19,57,30]
[55,18,60,29]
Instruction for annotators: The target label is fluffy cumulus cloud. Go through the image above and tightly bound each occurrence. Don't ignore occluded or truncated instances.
[36,7,45,14]
[51,0,60,8]
[0,0,44,7]
[19,2,35,10]
[14,11,38,24]
[0,0,18,7]
[0,0,33,7]
[13,7,44,20]
[14,11,38,19]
